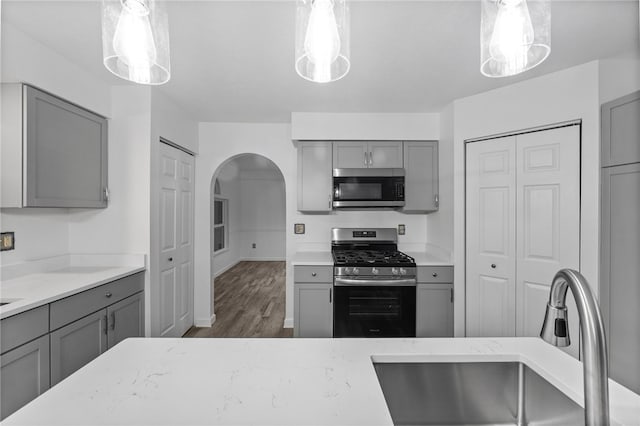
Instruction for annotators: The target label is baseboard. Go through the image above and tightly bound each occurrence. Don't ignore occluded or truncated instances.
[283,317,293,328]
[213,260,241,278]
[194,313,216,328]
[241,257,286,262]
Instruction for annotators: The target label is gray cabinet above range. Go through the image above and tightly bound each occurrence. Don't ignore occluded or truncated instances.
[333,141,403,169]
[1,83,108,208]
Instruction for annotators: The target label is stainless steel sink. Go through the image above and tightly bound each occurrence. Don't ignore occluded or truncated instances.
[373,361,584,425]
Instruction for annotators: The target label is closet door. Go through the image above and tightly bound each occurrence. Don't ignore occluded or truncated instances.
[515,126,580,357]
[466,136,517,337]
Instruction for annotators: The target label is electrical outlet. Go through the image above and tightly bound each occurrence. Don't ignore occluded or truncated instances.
[252,243,256,249]
[1,232,15,251]
[398,224,406,235]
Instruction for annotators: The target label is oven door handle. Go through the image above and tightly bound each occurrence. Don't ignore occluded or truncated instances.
[334,278,417,287]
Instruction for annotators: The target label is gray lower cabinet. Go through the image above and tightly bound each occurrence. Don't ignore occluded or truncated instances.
[294,265,333,337]
[0,335,50,420]
[50,290,144,386]
[416,266,454,337]
[416,284,453,337]
[107,292,144,348]
[50,310,107,386]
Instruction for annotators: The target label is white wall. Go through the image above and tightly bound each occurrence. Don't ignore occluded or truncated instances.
[0,23,112,266]
[196,123,433,328]
[599,51,640,104]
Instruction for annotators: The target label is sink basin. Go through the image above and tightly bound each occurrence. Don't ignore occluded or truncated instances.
[373,361,584,425]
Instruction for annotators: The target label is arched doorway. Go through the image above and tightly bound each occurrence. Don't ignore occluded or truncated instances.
[187,153,289,337]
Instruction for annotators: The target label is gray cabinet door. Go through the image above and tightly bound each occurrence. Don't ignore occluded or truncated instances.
[294,283,333,337]
[50,310,107,386]
[107,292,144,348]
[333,141,368,168]
[24,85,108,208]
[0,335,50,420]
[403,141,438,212]
[297,142,333,212]
[368,142,403,168]
[416,283,453,337]
[601,163,640,394]
[601,91,640,167]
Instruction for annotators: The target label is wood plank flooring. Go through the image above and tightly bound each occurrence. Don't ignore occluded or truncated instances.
[184,261,293,338]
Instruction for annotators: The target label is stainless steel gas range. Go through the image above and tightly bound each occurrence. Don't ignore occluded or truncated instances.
[331,228,417,337]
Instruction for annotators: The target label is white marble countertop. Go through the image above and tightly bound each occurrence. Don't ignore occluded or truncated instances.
[0,254,146,319]
[3,337,639,425]
[404,251,452,266]
[291,251,333,266]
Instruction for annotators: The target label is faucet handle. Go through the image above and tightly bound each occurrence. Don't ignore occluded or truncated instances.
[540,303,571,347]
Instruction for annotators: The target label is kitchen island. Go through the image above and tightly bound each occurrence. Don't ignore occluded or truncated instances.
[3,337,640,425]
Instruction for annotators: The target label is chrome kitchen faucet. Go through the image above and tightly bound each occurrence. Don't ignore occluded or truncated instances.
[540,269,610,426]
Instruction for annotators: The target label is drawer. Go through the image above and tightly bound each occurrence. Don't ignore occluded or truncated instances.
[50,272,144,331]
[0,305,49,355]
[417,266,454,283]
[294,266,333,283]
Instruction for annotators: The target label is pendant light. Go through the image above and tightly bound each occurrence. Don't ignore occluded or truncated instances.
[295,0,350,83]
[101,0,171,85]
[481,0,550,77]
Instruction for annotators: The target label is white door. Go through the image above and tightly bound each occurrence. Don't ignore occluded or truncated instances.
[515,126,580,357]
[466,136,517,337]
[159,142,195,337]
[466,125,581,352]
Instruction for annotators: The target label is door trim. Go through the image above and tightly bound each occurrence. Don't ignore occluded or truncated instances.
[465,120,582,144]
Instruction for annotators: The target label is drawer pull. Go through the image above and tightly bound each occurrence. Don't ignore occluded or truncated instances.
[491,264,496,269]
[311,272,317,277]
[105,292,113,298]
[432,272,438,277]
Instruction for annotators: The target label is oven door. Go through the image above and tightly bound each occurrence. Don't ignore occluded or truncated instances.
[333,283,416,337]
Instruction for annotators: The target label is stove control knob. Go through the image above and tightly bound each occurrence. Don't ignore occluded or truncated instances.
[372,267,379,275]
[399,268,407,275]
[391,267,399,275]
[344,267,353,275]
[352,267,360,275]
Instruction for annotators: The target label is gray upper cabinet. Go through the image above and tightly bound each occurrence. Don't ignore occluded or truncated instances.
[1,83,108,208]
[297,142,333,212]
[403,141,438,212]
[601,90,640,167]
[333,141,403,168]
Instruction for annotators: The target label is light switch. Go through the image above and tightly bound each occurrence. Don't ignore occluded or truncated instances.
[1,232,15,251]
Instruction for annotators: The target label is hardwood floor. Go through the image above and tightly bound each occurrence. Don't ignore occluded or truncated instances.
[184,261,293,338]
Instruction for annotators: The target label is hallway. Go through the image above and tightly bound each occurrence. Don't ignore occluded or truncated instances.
[184,261,292,338]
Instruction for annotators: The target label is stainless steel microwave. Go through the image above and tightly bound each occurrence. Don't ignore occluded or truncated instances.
[332,168,405,208]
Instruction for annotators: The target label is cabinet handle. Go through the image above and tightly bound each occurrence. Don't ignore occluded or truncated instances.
[329,288,332,303]
[368,151,373,166]
[105,292,112,298]
[364,152,368,166]
[434,194,439,208]
[169,257,174,262]
[491,264,496,269]
[103,315,108,335]
[110,312,116,330]
[329,194,332,209]
[432,272,438,277]
[450,288,454,303]
[104,187,110,202]
[311,272,317,277]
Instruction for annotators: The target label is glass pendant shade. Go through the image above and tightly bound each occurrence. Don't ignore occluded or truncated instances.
[295,0,350,83]
[101,0,171,85]
[481,0,550,77]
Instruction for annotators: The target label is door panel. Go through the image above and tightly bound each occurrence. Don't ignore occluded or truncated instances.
[516,126,580,358]
[368,142,403,168]
[107,293,144,348]
[158,142,195,337]
[333,142,368,168]
[466,137,517,337]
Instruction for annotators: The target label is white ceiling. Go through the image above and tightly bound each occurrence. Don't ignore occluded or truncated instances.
[2,1,639,122]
